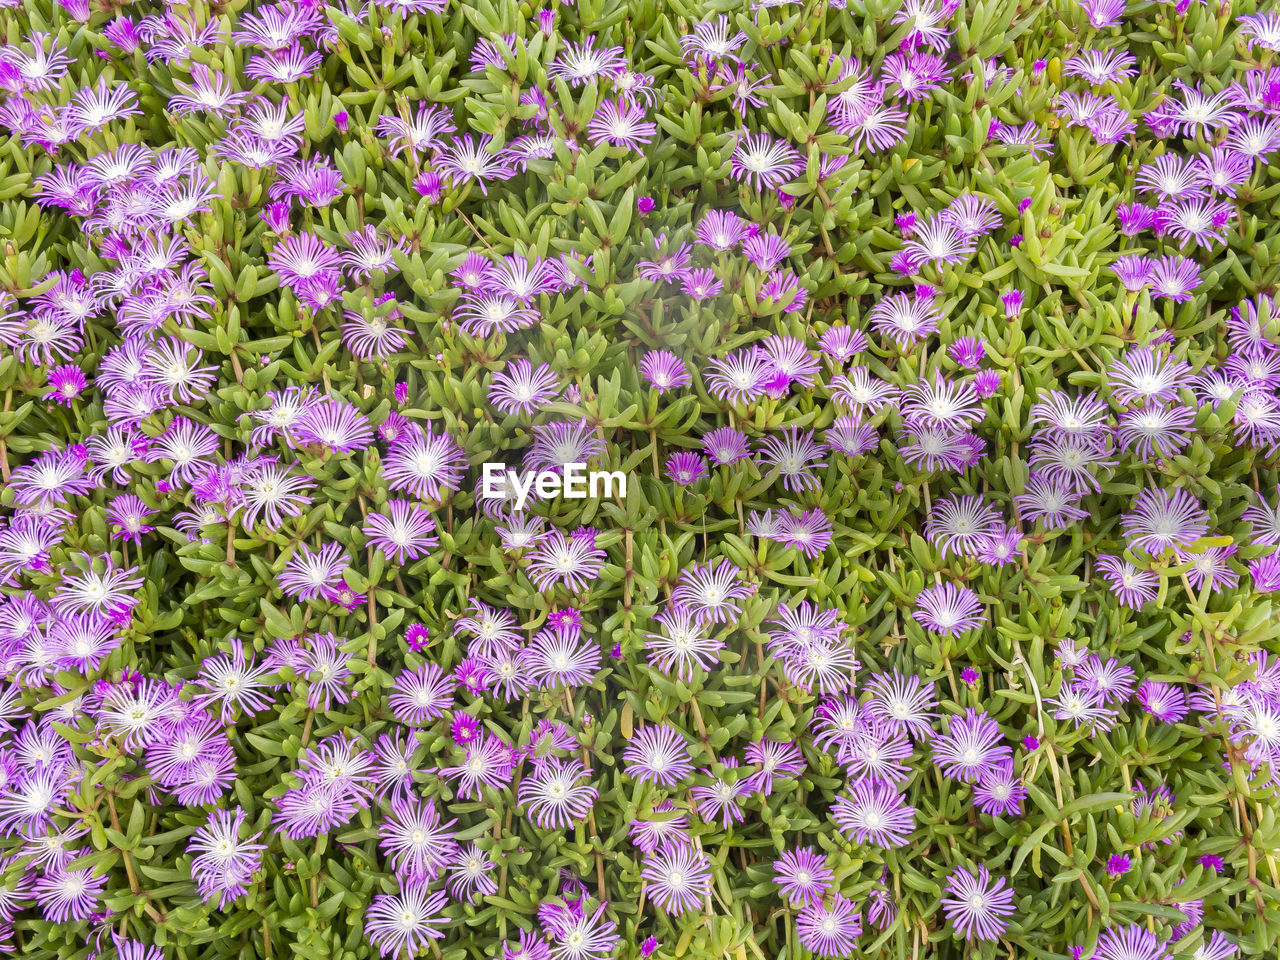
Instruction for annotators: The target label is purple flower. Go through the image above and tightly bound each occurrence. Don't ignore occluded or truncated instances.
[644,607,723,681]
[940,865,1016,941]
[587,99,656,150]
[772,847,833,905]
[1121,487,1210,555]
[701,427,752,465]
[640,844,712,915]
[364,500,439,565]
[364,885,450,958]
[1090,925,1167,960]
[638,350,691,392]
[795,894,862,958]
[931,708,1011,783]
[1137,681,1189,724]
[279,542,348,602]
[1105,854,1131,878]
[670,559,755,623]
[623,725,694,786]
[188,807,267,907]
[730,133,803,191]
[925,494,1000,557]
[389,663,455,725]
[1250,555,1280,592]
[382,428,467,502]
[913,582,985,636]
[32,867,107,923]
[1096,555,1159,608]
[974,761,1027,817]
[831,777,915,847]
[518,758,597,829]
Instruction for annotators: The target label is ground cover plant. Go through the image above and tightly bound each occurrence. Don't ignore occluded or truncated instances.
[0,0,1279,958]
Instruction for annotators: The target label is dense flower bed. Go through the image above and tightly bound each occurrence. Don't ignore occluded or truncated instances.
[1,0,1280,958]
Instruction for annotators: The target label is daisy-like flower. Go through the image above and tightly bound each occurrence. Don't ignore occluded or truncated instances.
[487,360,560,415]
[644,607,723,681]
[448,843,497,902]
[774,508,834,559]
[31,867,107,923]
[701,427,752,466]
[1165,81,1243,139]
[1117,404,1195,460]
[831,777,915,847]
[364,885,450,959]
[364,500,439,565]
[795,894,863,958]
[341,311,409,360]
[773,847,833,905]
[587,99,657,150]
[913,583,984,636]
[1095,555,1159,608]
[1148,255,1201,302]
[543,901,619,960]
[743,738,804,795]
[729,133,803,191]
[188,807,267,907]
[931,708,1011,783]
[629,801,691,854]
[518,757,598,829]
[1137,680,1189,724]
[1243,486,1280,546]
[680,15,747,63]
[924,494,1001,556]
[439,735,515,800]
[666,451,709,486]
[524,624,602,689]
[1239,12,1280,52]
[867,292,943,346]
[527,529,607,593]
[696,210,751,250]
[1121,487,1210,555]
[239,463,315,530]
[890,0,959,51]
[1062,49,1138,85]
[378,795,458,881]
[388,663,455,725]
[940,865,1016,941]
[1158,197,1234,248]
[525,421,607,473]
[1028,432,1115,492]
[1089,925,1169,960]
[623,724,694,786]
[901,215,976,268]
[689,774,748,828]
[438,136,514,194]
[546,36,627,85]
[279,542,348,602]
[383,428,468,502]
[865,669,939,741]
[293,397,375,454]
[641,844,712,915]
[974,761,1028,817]
[1076,655,1137,704]
[192,640,276,720]
[705,347,771,404]
[1047,681,1118,730]
[757,427,826,492]
[670,559,755,623]
[1108,346,1192,405]
[901,374,983,430]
